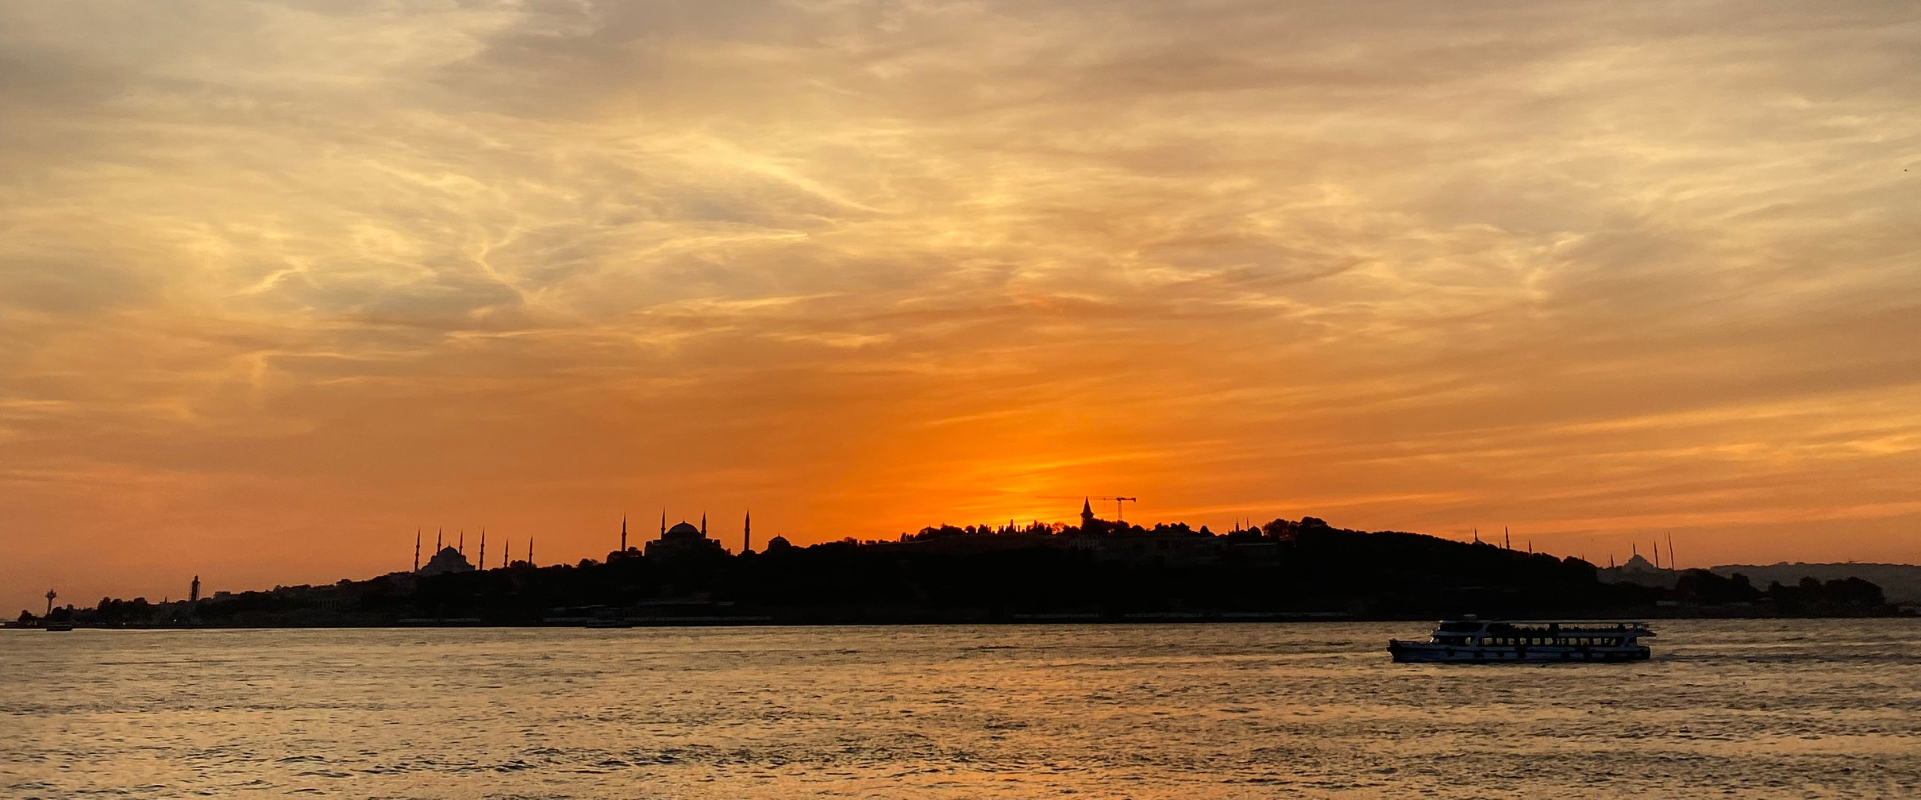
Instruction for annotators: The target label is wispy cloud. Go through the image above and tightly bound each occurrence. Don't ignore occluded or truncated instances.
[2,0,1918,609]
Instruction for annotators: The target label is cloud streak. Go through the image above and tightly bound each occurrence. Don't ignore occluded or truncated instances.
[2,0,1918,610]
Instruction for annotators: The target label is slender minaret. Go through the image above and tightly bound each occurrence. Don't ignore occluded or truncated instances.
[459,530,465,555]
[744,509,752,554]
[503,538,510,567]
[621,514,628,552]
[1667,532,1677,570]
[414,529,421,571]
[479,529,487,569]
[660,509,666,537]
[701,513,707,536]
[436,528,443,551]
[1504,527,1510,550]
[528,537,535,566]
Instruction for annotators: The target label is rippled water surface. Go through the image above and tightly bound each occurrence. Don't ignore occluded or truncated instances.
[4,621,1918,799]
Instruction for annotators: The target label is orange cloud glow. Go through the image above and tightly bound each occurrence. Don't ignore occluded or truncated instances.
[3,0,1919,612]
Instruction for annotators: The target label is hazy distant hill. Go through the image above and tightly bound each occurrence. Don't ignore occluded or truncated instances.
[1710,563,1921,605]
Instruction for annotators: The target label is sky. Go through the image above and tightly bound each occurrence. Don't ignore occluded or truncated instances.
[3,0,1918,614]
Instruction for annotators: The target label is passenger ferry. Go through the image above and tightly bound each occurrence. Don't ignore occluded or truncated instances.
[1388,619,1652,663]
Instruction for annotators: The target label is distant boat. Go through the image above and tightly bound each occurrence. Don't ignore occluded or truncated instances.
[43,622,74,632]
[1389,619,1652,663]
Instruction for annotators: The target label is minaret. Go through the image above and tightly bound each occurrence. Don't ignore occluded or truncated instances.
[1504,527,1510,550]
[436,528,443,551]
[528,537,535,566]
[621,514,628,552]
[660,509,666,537]
[744,509,752,553]
[459,530,465,555]
[701,513,707,536]
[190,576,200,603]
[414,529,421,571]
[479,529,487,569]
[504,539,510,567]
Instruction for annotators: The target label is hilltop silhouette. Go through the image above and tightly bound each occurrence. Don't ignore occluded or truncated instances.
[14,514,1905,628]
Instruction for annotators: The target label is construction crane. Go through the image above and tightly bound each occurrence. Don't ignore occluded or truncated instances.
[1041,495,1138,523]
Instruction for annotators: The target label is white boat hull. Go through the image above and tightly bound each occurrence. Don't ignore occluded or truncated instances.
[1388,640,1649,663]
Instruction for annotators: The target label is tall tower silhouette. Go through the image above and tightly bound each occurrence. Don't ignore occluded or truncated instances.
[744,509,751,554]
[1080,498,1095,528]
[190,575,200,602]
[701,513,707,536]
[660,509,666,536]
[479,529,487,569]
[621,514,628,552]
[414,529,421,571]
[528,537,535,566]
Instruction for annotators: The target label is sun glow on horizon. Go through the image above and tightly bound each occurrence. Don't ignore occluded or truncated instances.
[3,0,1920,612]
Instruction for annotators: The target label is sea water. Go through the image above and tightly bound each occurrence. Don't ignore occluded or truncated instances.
[2,620,1917,799]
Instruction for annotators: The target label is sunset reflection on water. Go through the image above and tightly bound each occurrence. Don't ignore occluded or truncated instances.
[4,620,1918,798]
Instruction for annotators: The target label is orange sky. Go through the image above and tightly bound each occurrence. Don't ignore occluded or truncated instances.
[3,1,1919,615]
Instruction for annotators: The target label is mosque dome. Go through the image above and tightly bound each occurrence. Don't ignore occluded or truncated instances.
[665,521,704,539]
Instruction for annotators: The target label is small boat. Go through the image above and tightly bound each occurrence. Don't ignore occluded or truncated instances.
[43,622,75,632]
[1389,618,1652,663]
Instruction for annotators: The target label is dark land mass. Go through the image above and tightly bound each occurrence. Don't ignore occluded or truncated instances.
[15,516,1908,628]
